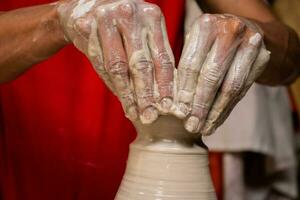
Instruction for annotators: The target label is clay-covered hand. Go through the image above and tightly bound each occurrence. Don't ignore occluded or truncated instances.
[174,14,270,135]
[57,0,175,124]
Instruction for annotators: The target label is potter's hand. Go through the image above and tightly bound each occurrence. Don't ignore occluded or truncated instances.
[57,0,175,124]
[174,14,270,135]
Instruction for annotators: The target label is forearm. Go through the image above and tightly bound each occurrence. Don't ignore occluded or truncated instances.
[199,0,300,85]
[255,21,300,85]
[0,3,68,83]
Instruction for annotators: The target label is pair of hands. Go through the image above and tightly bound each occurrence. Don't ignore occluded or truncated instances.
[57,0,270,135]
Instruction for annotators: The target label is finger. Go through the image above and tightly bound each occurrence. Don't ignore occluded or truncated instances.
[86,19,116,94]
[72,16,116,94]
[147,12,175,113]
[184,18,245,133]
[117,4,158,124]
[71,15,93,53]
[200,31,263,135]
[174,14,218,118]
[246,44,271,84]
[127,34,158,124]
[196,40,270,137]
[97,12,138,121]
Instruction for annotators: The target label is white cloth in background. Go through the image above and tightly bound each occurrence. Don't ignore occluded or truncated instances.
[203,84,297,199]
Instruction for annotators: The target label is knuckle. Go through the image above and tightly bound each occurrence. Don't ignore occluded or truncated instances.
[192,102,210,118]
[74,18,90,33]
[96,7,109,19]
[180,65,199,75]
[95,65,106,75]
[158,51,173,67]
[202,74,218,88]
[179,57,199,73]
[133,58,153,72]
[136,90,154,106]
[120,91,134,102]
[194,14,217,32]
[139,89,153,99]
[193,102,209,110]
[201,67,222,87]
[209,109,222,120]
[216,15,246,35]
[222,81,243,96]
[107,58,128,76]
[178,90,194,103]
[119,1,135,17]
[227,18,245,34]
[198,14,216,25]
[144,4,162,19]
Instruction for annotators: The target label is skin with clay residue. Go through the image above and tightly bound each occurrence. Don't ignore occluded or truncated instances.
[174,14,270,135]
[57,0,175,124]
[0,0,299,137]
[57,1,271,135]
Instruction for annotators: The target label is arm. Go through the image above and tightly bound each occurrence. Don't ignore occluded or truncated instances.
[175,0,277,134]
[0,3,68,83]
[173,0,300,135]
[0,0,176,124]
[199,0,300,85]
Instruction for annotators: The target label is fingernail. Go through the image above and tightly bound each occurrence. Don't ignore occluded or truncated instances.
[160,97,173,113]
[126,106,138,121]
[185,116,200,133]
[140,106,159,124]
[173,102,190,119]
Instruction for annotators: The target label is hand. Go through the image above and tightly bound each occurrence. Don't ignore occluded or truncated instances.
[174,14,270,135]
[57,0,175,124]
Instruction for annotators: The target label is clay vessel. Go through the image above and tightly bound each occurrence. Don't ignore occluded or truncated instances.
[115,116,217,200]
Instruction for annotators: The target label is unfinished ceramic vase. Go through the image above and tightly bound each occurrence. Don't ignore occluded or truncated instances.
[115,116,217,200]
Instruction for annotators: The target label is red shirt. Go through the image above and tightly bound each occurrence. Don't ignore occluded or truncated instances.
[0,1,185,199]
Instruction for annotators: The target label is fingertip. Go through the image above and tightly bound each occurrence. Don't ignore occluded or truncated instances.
[172,102,190,119]
[140,106,159,124]
[125,105,139,121]
[159,97,173,114]
[184,116,200,133]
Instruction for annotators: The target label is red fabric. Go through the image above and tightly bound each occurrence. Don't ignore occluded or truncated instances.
[209,152,223,200]
[0,1,186,200]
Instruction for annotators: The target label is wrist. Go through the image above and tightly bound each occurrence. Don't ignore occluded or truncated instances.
[42,2,70,47]
[254,20,299,85]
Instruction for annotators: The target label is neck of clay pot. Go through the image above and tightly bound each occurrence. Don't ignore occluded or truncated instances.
[133,116,207,152]
[115,116,216,200]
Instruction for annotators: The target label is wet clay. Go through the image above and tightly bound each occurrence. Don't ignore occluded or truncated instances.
[115,116,217,200]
